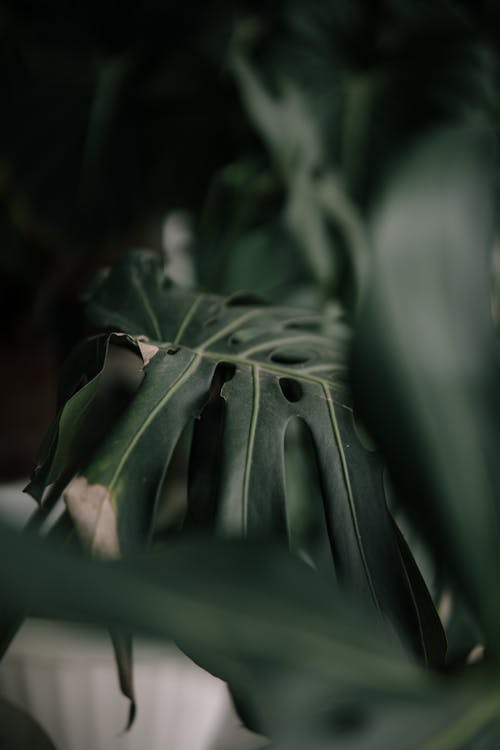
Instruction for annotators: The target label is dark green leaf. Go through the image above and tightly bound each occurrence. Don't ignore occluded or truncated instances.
[352,125,500,650]
[0,696,57,750]
[0,523,497,749]
[34,250,441,663]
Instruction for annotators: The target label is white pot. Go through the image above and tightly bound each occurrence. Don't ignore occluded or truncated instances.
[0,620,265,750]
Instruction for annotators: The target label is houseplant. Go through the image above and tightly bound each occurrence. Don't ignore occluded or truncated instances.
[2,1,500,748]
[1,247,444,734]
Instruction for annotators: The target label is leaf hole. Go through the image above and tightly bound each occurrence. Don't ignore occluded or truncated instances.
[184,382,228,530]
[209,362,236,398]
[167,346,180,355]
[270,347,311,365]
[279,377,302,403]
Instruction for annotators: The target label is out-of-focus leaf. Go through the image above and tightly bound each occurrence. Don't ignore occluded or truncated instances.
[340,6,498,209]
[32,250,443,663]
[229,3,498,314]
[393,522,447,669]
[229,33,361,296]
[0,696,57,750]
[196,160,297,295]
[195,159,319,305]
[0,512,75,665]
[444,591,483,668]
[0,523,417,687]
[268,674,500,750]
[0,523,498,749]
[352,126,500,649]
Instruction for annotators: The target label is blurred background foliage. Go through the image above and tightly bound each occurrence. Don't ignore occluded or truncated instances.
[3,0,500,747]
[1,0,497,336]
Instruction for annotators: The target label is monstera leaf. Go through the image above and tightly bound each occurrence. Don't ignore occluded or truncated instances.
[28,251,444,670]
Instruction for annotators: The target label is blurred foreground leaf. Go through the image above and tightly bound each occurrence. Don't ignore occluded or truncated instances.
[0,523,499,748]
[353,125,500,650]
[0,696,56,750]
